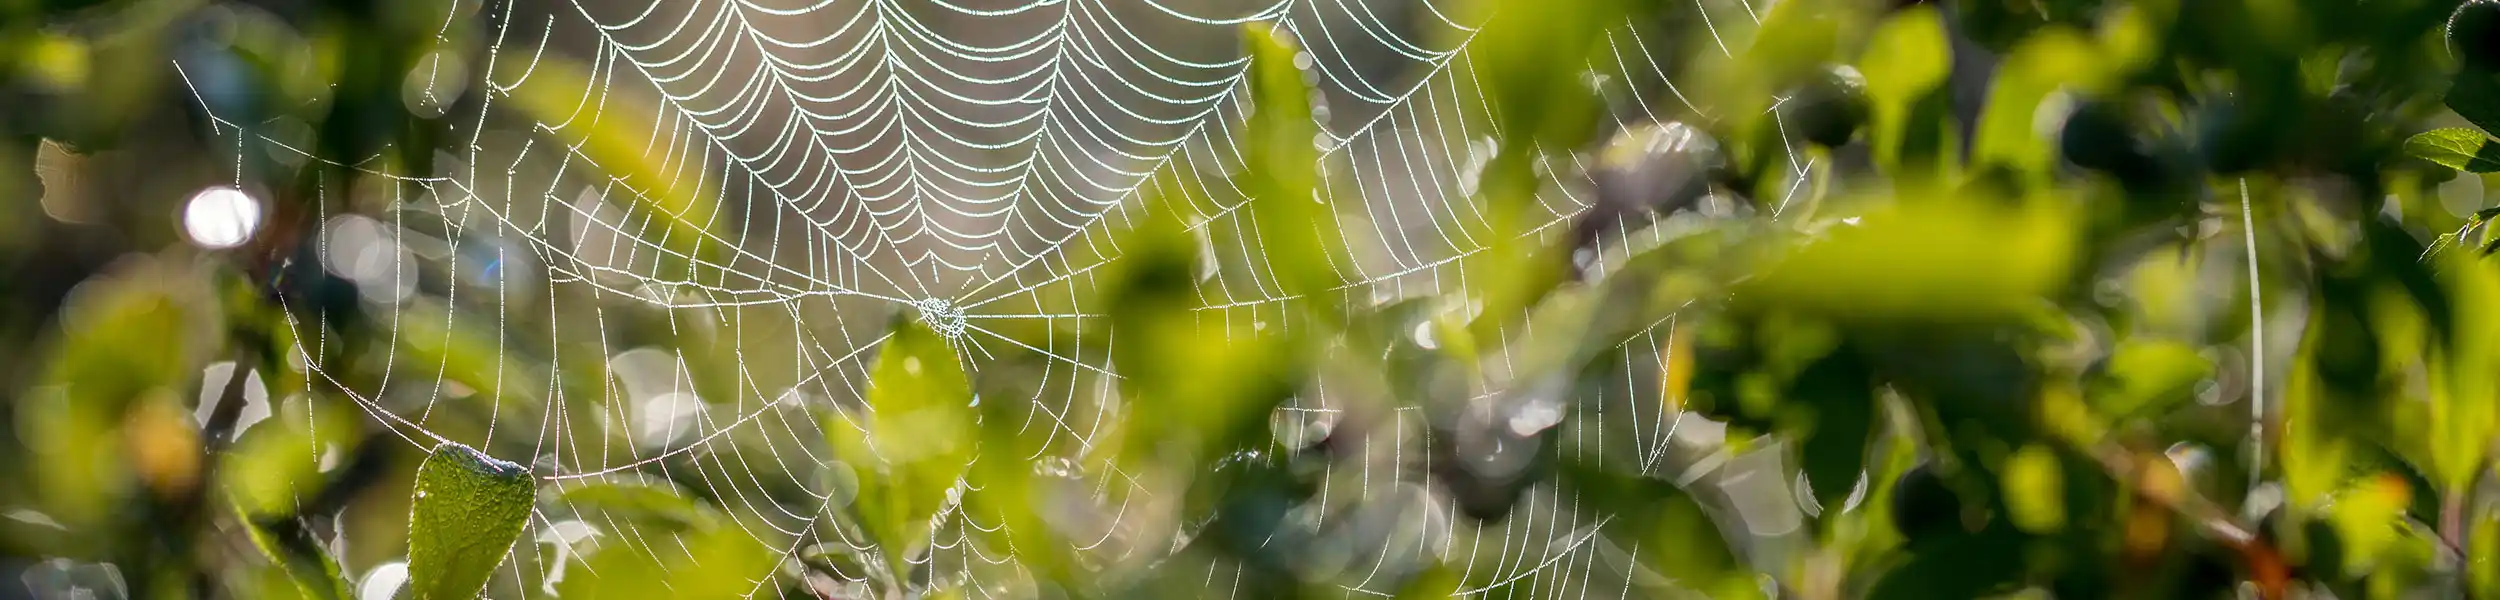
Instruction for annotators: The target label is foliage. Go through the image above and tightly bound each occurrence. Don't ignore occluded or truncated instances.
[7,0,2500,597]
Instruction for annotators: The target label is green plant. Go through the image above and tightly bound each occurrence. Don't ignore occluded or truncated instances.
[6,0,2500,597]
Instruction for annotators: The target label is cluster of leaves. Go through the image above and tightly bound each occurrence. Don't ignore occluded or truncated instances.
[10,0,2500,596]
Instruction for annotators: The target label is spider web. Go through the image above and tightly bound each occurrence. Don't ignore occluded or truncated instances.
[181,0,1814,594]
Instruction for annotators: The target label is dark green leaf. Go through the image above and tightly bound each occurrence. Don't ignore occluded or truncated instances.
[2447,74,2500,135]
[237,515,351,600]
[406,442,535,600]
[1792,349,1875,512]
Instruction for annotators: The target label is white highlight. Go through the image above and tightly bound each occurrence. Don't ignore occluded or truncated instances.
[181,186,260,249]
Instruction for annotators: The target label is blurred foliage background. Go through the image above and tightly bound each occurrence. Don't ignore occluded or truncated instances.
[11,0,2500,597]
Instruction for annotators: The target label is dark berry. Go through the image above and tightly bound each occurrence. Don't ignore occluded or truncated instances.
[2058,100,2156,181]
[1789,65,1869,148]
[1889,462,1961,540]
[2451,0,2500,72]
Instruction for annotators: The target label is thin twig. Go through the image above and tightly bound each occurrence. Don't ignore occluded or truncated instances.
[201,353,254,450]
[2240,179,2266,492]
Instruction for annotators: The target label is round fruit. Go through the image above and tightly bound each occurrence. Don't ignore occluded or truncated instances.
[2195,96,2267,175]
[2058,100,2154,179]
[1593,121,1720,216]
[1789,65,1869,148]
[2451,0,2500,72]
[1889,462,1961,540]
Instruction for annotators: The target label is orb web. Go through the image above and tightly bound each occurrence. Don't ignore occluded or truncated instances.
[179,0,1818,595]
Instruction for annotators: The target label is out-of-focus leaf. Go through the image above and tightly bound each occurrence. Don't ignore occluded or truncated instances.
[820,317,973,578]
[499,54,719,272]
[2325,475,2411,577]
[1791,348,1874,512]
[557,521,775,599]
[1237,26,1344,311]
[1098,200,1300,469]
[1460,0,1614,151]
[2000,444,2066,534]
[2471,499,2500,598]
[1973,30,2109,181]
[390,300,541,413]
[1555,455,1763,599]
[2425,250,2500,493]
[2447,74,2500,135]
[2089,339,2211,418]
[239,514,352,600]
[1740,198,2076,323]
[24,259,215,532]
[1865,529,2027,599]
[1857,6,1953,173]
[2403,128,2500,172]
[2281,348,2351,511]
[1392,564,1462,599]
[550,476,717,531]
[406,442,535,600]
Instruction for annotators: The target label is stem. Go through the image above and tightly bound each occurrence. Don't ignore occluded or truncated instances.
[201,352,254,450]
[2442,489,2468,561]
[2240,178,2266,492]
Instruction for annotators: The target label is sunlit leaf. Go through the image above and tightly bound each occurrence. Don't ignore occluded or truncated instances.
[820,317,973,579]
[500,54,720,272]
[2001,444,2066,534]
[2403,128,2500,173]
[1740,197,2076,323]
[2089,339,2212,418]
[1238,25,1344,310]
[406,442,535,600]
[1858,6,1954,174]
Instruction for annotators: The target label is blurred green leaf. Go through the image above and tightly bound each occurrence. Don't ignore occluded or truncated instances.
[2447,74,2500,135]
[557,521,775,599]
[2403,128,2500,172]
[237,514,351,600]
[2326,475,2412,577]
[1792,348,1875,512]
[1973,30,2108,181]
[2089,339,2212,418]
[1740,198,2076,323]
[550,476,717,531]
[500,54,719,272]
[2000,444,2066,534]
[2429,253,2500,489]
[1238,26,1344,310]
[820,317,973,581]
[1857,6,1953,175]
[1555,454,1762,599]
[406,442,534,600]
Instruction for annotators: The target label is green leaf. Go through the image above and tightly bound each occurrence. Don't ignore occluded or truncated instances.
[2426,248,2500,491]
[1999,444,2066,534]
[1857,6,1953,173]
[237,514,352,600]
[500,54,721,274]
[2089,339,2213,418]
[2447,74,2500,135]
[1972,30,2108,181]
[557,522,775,600]
[1739,198,2076,324]
[550,476,718,531]
[1865,532,2027,599]
[406,442,535,600]
[2403,128,2500,172]
[1791,349,1875,512]
[1238,26,1346,311]
[1554,455,1761,600]
[820,317,974,579]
